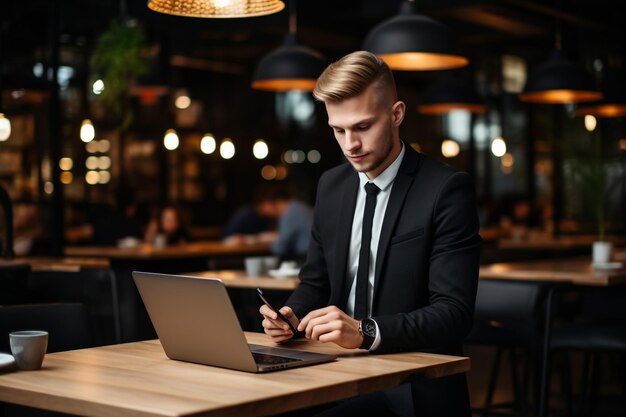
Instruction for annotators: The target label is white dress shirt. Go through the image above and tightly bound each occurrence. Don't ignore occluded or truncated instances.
[346,143,405,350]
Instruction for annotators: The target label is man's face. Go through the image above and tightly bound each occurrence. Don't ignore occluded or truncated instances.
[325,84,405,179]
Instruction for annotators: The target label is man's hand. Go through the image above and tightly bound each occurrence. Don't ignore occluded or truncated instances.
[260,304,298,343]
[298,306,363,349]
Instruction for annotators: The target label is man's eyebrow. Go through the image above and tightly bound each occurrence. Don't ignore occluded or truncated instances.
[328,117,376,129]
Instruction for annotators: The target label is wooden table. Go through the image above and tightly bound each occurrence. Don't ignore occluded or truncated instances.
[0,257,110,272]
[65,241,271,260]
[498,235,626,251]
[479,257,626,417]
[185,270,299,291]
[62,242,271,343]
[0,333,469,417]
[480,258,626,286]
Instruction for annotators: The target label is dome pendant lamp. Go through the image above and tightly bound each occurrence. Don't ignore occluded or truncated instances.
[575,71,626,118]
[251,0,326,92]
[147,0,285,18]
[418,75,485,115]
[520,29,601,104]
[362,0,468,71]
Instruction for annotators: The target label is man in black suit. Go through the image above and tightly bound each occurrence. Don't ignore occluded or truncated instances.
[260,51,481,416]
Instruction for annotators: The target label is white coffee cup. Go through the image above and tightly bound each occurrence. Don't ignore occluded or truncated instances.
[9,330,48,370]
[592,241,613,264]
[245,257,266,277]
[263,256,279,271]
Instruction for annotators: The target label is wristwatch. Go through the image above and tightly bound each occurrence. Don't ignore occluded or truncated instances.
[358,318,377,350]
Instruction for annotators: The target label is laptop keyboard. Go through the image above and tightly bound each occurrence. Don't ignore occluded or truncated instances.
[252,352,301,365]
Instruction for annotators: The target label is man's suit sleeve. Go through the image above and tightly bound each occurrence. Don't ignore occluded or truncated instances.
[285,174,332,319]
[374,171,481,353]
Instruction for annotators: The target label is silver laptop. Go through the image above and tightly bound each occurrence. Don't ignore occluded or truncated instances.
[132,271,336,372]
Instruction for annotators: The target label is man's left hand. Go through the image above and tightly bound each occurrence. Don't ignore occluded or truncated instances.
[297,306,363,349]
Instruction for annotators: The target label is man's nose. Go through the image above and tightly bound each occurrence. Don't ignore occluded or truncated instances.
[344,132,360,152]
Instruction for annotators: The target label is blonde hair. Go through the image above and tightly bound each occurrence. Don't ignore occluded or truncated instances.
[313,51,397,104]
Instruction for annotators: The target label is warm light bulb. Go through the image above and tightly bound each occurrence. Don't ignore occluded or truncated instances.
[261,165,277,180]
[220,139,235,159]
[0,113,11,141]
[491,137,507,157]
[584,114,597,132]
[441,139,460,158]
[175,95,191,110]
[200,134,216,154]
[253,140,269,159]
[59,157,73,171]
[307,150,321,164]
[501,153,514,168]
[163,129,179,150]
[80,119,95,143]
[92,79,104,95]
[85,171,100,185]
[98,156,111,170]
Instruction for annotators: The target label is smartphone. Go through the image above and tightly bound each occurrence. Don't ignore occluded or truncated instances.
[256,288,298,335]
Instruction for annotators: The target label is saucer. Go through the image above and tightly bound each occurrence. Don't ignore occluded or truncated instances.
[592,261,625,270]
[268,268,300,278]
[0,353,15,369]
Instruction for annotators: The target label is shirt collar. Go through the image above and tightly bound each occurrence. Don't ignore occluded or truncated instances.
[358,142,405,192]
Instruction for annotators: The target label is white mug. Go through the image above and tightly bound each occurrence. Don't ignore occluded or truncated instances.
[9,330,49,370]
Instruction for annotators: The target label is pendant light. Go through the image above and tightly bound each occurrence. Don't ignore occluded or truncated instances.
[362,0,468,71]
[0,114,10,142]
[251,0,325,92]
[418,75,485,115]
[520,20,601,104]
[0,41,9,142]
[147,0,285,18]
[575,71,626,118]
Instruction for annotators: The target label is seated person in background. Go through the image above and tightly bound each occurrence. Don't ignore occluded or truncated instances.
[89,185,143,246]
[222,183,278,245]
[271,184,313,265]
[144,204,191,246]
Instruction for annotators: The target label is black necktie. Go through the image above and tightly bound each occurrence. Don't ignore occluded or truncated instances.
[354,182,380,320]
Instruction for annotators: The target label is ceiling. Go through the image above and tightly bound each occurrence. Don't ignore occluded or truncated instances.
[1,0,625,98]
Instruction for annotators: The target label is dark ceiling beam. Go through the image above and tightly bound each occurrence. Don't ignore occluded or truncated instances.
[169,55,245,75]
[502,0,611,33]
[433,4,547,37]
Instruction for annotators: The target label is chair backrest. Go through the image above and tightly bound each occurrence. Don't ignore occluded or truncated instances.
[0,303,92,353]
[0,263,31,305]
[466,279,550,347]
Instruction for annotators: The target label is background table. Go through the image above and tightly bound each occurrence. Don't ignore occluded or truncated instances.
[0,333,469,417]
[185,269,299,291]
[479,257,626,417]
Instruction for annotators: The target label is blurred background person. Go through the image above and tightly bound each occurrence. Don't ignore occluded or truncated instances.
[271,183,313,265]
[144,203,191,246]
[222,183,278,245]
[89,185,144,246]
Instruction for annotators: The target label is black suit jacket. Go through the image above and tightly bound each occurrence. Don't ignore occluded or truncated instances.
[287,144,481,415]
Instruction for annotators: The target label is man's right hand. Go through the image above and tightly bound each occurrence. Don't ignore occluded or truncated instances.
[260,304,298,343]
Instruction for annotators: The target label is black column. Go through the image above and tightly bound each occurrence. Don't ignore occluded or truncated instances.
[48,0,64,256]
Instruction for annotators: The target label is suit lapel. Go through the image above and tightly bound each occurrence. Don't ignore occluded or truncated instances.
[373,147,420,304]
[333,172,359,307]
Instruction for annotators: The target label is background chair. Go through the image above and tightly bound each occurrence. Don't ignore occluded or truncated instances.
[0,264,31,305]
[549,286,626,417]
[465,279,553,417]
[0,302,93,417]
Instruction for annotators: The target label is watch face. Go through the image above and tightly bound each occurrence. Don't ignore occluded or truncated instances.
[364,320,377,337]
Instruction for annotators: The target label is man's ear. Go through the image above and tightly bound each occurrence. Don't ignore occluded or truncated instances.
[391,100,406,127]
